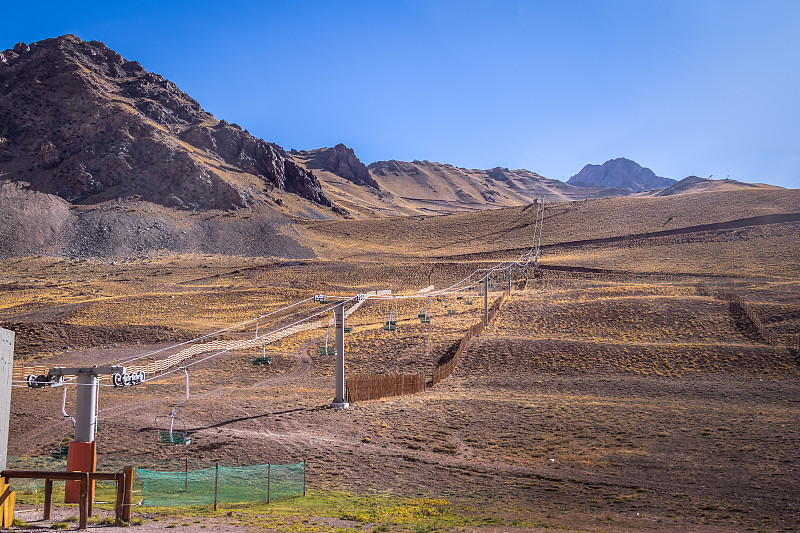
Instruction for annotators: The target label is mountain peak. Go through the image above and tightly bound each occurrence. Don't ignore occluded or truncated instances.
[0,34,331,210]
[567,158,675,192]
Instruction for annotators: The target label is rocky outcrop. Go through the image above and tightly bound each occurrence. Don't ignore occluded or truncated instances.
[367,159,424,176]
[567,158,675,192]
[296,143,379,189]
[0,35,330,210]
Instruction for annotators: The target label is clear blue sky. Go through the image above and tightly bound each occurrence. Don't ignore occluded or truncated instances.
[4,0,799,188]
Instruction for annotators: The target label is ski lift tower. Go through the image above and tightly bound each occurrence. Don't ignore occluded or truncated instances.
[330,301,349,409]
[47,365,125,503]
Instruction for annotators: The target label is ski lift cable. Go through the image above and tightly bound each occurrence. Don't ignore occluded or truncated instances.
[136,296,358,384]
[103,295,319,368]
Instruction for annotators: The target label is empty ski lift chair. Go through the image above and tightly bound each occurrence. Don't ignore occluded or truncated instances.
[156,368,192,445]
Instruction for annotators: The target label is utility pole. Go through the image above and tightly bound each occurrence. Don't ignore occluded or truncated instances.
[484,274,489,326]
[330,302,348,409]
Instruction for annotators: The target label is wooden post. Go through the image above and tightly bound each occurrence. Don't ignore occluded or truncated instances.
[44,479,53,519]
[1,476,16,528]
[122,466,134,523]
[78,473,88,530]
[114,473,125,526]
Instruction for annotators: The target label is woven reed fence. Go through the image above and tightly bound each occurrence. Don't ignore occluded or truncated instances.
[346,373,425,403]
[432,290,508,385]
[697,282,799,351]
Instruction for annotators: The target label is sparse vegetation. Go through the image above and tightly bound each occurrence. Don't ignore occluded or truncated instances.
[2,189,799,532]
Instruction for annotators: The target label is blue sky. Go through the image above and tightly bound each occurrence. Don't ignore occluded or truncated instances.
[4,0,799,188]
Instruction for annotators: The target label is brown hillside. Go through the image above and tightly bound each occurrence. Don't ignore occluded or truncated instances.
[300,188,800,269]
[649,175,782,196]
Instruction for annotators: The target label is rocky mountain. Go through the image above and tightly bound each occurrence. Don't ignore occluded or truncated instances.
[0,35,331,211]
[292,144,379,190]
[567,158,676,192]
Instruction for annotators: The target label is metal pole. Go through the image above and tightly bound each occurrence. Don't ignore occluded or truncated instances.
[303,459,306,496]
[508,264,512,295]
[184,457,188,492]
[484,274,489,326]
[331,302,349,408]
[267,462,271,504]
[74,374,98,443]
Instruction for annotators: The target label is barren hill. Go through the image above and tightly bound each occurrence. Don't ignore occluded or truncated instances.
[300,187,800,271]
[650,175,782,196]
[0,35,341,258]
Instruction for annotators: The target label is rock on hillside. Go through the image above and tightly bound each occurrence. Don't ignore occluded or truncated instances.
[567,158,675,192]
[0,35,331,210]
[292,144,379,189]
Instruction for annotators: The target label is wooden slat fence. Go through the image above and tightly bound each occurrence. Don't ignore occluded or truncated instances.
[432,290,508,385]
[346,373,425,403]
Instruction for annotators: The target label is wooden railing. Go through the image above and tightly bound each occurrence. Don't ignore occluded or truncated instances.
[0,467,133,529]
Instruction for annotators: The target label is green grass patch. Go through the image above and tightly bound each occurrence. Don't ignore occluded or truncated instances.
[129,490,494,532]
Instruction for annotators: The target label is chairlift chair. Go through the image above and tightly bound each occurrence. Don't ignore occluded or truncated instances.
[51,384,75,458]
[252,340,273,365]
[156,368,192,445]
[155,415,191,445]
[50,435,71,459]
[384,298,398,331]
[318,327,336,355]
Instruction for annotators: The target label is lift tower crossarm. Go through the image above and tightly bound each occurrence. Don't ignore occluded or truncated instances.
[48,366,125,443]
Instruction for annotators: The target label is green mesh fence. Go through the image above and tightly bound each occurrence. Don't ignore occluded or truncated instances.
[135,462,305,507]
